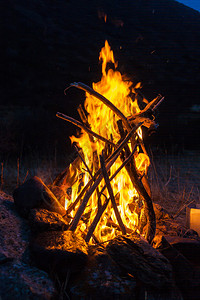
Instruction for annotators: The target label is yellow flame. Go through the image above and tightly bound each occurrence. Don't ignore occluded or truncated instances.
[67,41,150,243]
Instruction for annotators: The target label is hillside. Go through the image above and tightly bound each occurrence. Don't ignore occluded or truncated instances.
[1,0,200,157]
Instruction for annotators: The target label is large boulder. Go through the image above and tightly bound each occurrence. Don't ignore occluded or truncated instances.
[165,235,200,264]
[0,191,56,300]
[0,191,30,261]
[29,208,69,232]
[106,233,173,289]
[70,245,137,300]
[13,176,66,217]
[0,261,57,300]
[31,230,88,278]
[153,234,200,300]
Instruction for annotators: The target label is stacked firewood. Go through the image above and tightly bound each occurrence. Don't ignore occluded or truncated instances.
[55,82,164,243]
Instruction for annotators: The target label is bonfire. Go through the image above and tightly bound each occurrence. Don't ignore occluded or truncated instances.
[56,40,164,244]
[10,41,200,300]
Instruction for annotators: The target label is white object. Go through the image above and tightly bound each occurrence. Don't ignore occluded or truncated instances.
[186,205,200,235]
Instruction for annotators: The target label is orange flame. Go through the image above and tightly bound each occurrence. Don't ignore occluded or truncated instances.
[67,41,150,243]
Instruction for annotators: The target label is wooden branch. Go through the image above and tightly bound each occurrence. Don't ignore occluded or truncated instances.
[107,122,142,162]
[85,197,110,243]
[65,180,92,215]
[85,147,137,243]
[74,143,101,208]
[77,104,89,127]
[137,137,148,156]
[53,165,70,186]
[106,219,134,234]
[127,159,156,243]
[117,122,156,243]
[128,95,164,120]
[56,112,115,147]
[77,104,101,207]
[73,144,94,180]
[69,82,132,131]
[77,104,95,143]
[98,144,137,200]
[100,154,126,235]
[152,96,165,111]
[52,156,80,186]
[65,123,142,216]
[70,150,122,232]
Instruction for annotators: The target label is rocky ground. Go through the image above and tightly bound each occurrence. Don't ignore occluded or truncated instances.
[0,191,57,299]
[0,168,200,299]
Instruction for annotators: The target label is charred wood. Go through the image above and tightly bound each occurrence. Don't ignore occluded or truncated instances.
[68,82,132,131]
[65,124,141,216]
[117,121,156,243]
[100,153,126,235]
[56,112,115,147]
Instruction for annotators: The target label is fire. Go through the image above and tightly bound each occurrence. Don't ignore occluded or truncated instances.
[66,41,150,243]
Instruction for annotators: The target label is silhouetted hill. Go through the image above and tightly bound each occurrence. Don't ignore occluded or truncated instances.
[1,0,200,158]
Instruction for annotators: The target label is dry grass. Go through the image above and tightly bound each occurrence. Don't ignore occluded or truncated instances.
[0,152,75,194]
[149,148,200,225]
[1,149,200,226]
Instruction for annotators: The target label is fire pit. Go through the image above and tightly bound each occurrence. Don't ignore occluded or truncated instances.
[56,40,164,245]
[8,41,200,299]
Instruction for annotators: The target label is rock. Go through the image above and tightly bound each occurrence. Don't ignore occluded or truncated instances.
[0,260,57,300]
[29,208,69,232]
[48,185,66,208]
[106,233,173,289]
[70,245,137,300]
[31,230,88,278]
[165,236,200,264]
[13,176,66,217]
[153,235,200,299]
[0,191,30,261]
[0,192,57,299]
[153,235,194,286]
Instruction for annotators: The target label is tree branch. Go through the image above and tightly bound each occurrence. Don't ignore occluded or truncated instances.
[100,153,126,235]
[56,112,115,147]
[68,82,132,131]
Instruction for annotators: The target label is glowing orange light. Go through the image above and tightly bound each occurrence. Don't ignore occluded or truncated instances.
[66,41,150,243]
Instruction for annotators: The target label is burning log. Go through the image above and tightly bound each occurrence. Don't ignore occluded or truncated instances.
[116,120,156,243]
[100,153,126,235]
[126,158,156,243]
[69,149,122,232]
[64,124,141,216]
[77,104,102,207]
[85,146,138,242]
[61,110,155,242]
[73,144,94,181]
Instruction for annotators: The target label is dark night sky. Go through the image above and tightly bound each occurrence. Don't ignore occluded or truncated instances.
[1,0,200,157]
